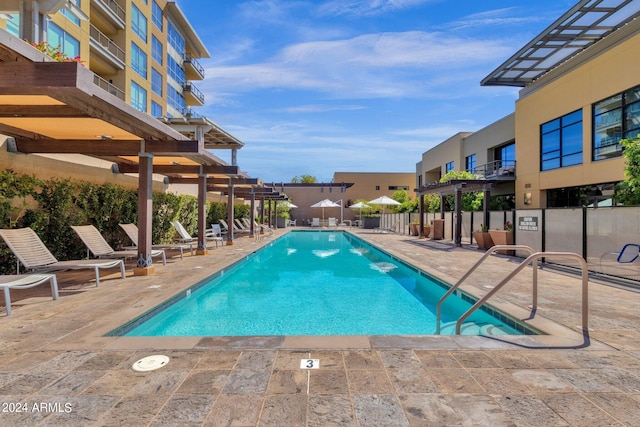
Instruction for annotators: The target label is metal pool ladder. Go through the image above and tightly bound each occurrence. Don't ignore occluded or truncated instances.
[435,245,589,335]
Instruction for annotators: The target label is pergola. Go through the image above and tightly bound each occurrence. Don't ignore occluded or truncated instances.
[0,32,254,274]
[415,179,501,246]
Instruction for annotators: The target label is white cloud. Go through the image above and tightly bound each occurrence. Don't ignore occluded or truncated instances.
[317,0,434,17]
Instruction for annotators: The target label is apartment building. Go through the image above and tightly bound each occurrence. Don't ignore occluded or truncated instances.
[0,0,241,197]
[416,0,640,211]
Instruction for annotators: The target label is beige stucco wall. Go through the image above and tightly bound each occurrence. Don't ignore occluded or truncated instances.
[514,28,640,208]
[463,113,514,165]
[333,172,415,202]
[416,132,469,187]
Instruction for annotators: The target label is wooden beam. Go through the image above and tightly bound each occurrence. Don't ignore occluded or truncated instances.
[0,105,87,118]
[115,163,239,175]
[14,138,199,155]
[167,177,260,185]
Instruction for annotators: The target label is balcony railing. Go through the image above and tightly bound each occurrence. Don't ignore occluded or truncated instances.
[183,82,204,105]
[93,74,125,101]
[90,24,126,65]
[184,53,205,80]
[93,0,126,25]
[469,160,516,179]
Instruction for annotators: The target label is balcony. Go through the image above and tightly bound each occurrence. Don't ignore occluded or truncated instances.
[183,82,204,106]
[184,53,205,80]
[469,160,516,180]
[93,75,125,101]
[91,0,126,31]
[89,24,126,70]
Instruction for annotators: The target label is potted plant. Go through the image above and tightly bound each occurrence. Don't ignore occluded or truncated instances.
[489,221,514,253]
[409,220,420,236]
[472,224,494,250]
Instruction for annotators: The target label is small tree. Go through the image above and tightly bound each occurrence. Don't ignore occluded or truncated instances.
[614,134,640,205]
[439,170,484,211]
[291,175,317,183]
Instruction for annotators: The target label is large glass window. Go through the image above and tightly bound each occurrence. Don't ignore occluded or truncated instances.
[151,35,162,65]
[47,22,80,59]
[445,161,454,173]
[6,14,19,36]
[60,0,81,27]
[130,81,147,112]
[541,110,583,171]
[167,84,185,112]
[167,21,185,54]
[151,68,162,96]
[131,4,147,42]
[167,55,185,84]
[131,42,147,78]
[151,101,163,117]
[465,154,476,172]
[593,84,640,160]
[152,1,163,30]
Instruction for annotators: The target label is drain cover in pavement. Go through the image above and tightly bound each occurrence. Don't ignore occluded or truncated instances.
[132,355,170,372]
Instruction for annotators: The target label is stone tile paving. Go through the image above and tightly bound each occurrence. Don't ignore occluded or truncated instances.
[0,229,638,425]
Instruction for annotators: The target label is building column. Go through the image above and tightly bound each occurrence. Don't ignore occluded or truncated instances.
[483,186,491,230]
[249,188,256,238]
[418,194,425,238]
[135,152,154,276]
[454,186,462,247]
[226,181,234,245]
[197,172,208,255]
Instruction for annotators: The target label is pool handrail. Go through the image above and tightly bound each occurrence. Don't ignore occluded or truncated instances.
[436,245,537,334]
[454,251,589,334]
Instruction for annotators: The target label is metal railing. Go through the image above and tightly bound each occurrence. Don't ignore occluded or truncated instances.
[93,74,125,101]
[450,248,589,334]
[184,53,205,78]
[436,245,537,334]
[90,24,125,63]
[469,160,516,179]
[183,82,204,104]
[94,0,126,23]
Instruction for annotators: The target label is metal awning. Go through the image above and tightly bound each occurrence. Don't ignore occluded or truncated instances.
[158,115,244,149]
[482,0,640,87]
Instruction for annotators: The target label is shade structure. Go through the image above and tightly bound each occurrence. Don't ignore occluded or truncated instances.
[349,201,371,224]
[368,195,401,216]
[310,199,340,220]
[282,201,298,208]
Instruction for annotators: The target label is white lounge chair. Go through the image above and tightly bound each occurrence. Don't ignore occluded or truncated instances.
[311,218,320,227]
[374,221,400,234]
[0,274,58,316]
[71,225,166,265]
[170,221,221,247]
[0,227,125,287]
[328,217,337,227]
[119,223,194,259]
[209,224,224,247]
[219,219,250,235]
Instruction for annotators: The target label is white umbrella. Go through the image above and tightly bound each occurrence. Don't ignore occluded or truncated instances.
[349,201,370,224]
[310,198,340,220]
[283,201,298,208]
[368,195,401,215]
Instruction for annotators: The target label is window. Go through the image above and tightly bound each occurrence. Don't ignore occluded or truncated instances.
[151,68,162,96]
[388,186,409,191]
[47,22,80,59]
[375,186,380,190]
[130,81,147,112]
[131,4,147,42]
[167,84,185,112]
[445,161,454,173]
[593,84,640,160]
[465,154,476,172]
[61,0,81,27]
[151,35,162,65]
[131,42,147,78]
[167,55,184,84]
[167,21,185,54]
[541,110,582,171]
[6,14,19,36]
[151,101,163,117]
[152,1,163,30]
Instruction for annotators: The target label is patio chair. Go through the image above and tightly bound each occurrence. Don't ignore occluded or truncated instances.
[374,221,399,234]
[328,217,337,227]
[311,218,320,227]
[219,219,249,235]
[170,221,221,247]
[71,225,166,265]
[0,227,125,287]
[0,274,58,316]
[119,223,194,259]
[209,224,224,247]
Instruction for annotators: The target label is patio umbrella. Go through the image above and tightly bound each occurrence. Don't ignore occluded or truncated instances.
[349,201,370,224]
[310,199,340,220]
[282,201,298,208]
[368,195,401,216]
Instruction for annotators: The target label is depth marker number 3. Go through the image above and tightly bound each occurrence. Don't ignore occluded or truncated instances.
[300,359,320,369]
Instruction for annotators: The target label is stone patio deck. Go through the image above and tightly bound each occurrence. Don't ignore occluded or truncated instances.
[0,228,639,426]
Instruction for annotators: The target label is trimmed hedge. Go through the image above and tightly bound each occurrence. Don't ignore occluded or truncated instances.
[0,170,249,274]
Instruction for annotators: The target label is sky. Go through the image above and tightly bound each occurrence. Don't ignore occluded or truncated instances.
[178,0,577,183]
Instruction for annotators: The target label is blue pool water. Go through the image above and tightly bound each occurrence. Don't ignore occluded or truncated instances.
[121,231,534,336]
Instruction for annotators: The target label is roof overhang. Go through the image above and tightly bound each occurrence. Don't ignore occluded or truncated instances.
[482,0,640,87]
[0,32,242,181]
[159,115,244,149]
[164,2,210,58]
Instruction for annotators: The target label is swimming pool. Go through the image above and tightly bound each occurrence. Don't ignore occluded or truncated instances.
[115,231,538,337]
